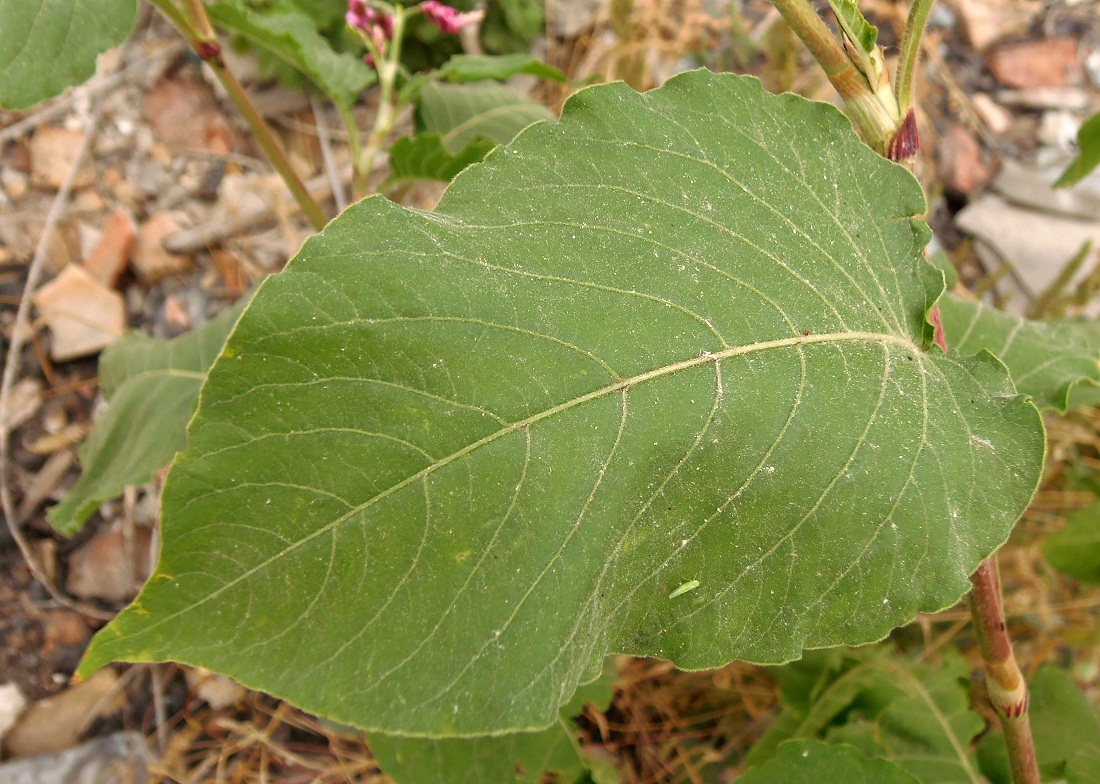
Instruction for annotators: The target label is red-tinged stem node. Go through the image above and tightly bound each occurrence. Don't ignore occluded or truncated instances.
[970,558,1040,784]
[887,108,919,161]
[196,40,223,62]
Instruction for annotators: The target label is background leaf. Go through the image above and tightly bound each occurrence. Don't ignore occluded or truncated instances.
[748,651,985,784]
[436,53,569,83]
[207,1,375,108]
[47,300,249,535]
[415,81,555,154]
[1041,500,1100,582]
[745,649,908,766]
[739,740,918,784]
[937,293,1100,412]
[80,71,1043,736]
[825,0,878,55]
[826,656,984,784]
[370,662,617,783]
[386,133,498,185]
[0,0,136,109]
[478,0,543,55]
[1055,112,1100,188]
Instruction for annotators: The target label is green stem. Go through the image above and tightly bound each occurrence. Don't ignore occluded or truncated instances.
[211,63,329,230]
[182,0,217,39]
[894,0,934,113]
[969,558,1041,784]
[149,0,328,231]
[353,6,409,196]
[766,0,896,153]
[339,104,363,173]
[726,0,756,71]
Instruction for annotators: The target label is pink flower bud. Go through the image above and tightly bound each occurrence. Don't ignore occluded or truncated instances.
[419,0,481,35]
[346,0,393,40]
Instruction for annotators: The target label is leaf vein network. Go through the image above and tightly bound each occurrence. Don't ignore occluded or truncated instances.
[431,213,846,335]
[120,332,919,643]
[527,148,901,332]
[656,102,906,332]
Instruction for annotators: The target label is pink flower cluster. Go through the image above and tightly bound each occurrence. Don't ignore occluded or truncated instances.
[347,0,394,67]
[346,0,393,43]
[419,0,481,35]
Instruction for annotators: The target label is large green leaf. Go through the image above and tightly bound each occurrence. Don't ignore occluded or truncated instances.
[48,301,249,535]
[1042,500,1100,582]
[416,81,555,154]
[739,740,918,784]
[0,0,136,109]
[370,662,616,783]
[79,71,1044,736]
[207,1,375,108]
[937,293,1100,412]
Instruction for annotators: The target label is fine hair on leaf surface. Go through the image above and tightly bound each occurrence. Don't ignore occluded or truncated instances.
[79,70,1044,737]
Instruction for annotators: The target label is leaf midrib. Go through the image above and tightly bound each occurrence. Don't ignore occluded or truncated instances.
[139,330,922,633]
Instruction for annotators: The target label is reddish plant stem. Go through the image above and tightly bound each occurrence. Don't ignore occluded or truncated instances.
[923,74,1037,782]
[149,0,327,231]
[969,558,1040,784]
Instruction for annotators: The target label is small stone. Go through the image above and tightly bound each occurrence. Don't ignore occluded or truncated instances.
[29,126,94,191]
[938,123,995,196]
[211,248,247,296]
[71,188,105,214]
[82,208,135,287]
[1038,110,1081,151]
[996,87,1090,111]
[0,378,42,431]
[148,142,172,166]
[42,610,90,650]
[1,169,28,200]
[949,0,1036,50]
[0,684,27,745]
[971,93,1012,134]
[162,295,192,330]
[33,265,126,361]
[65,521,154,602]
[42,222,81,273]
[987,37,1082,89]
[144,72,243,154]
[957,193,1100,314]
[1088,49,1100,88]
[133,212,193,282]
[2,669,122,759]
[111,178,147,212]
[185,669,246,710]
[3,139,31,172]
